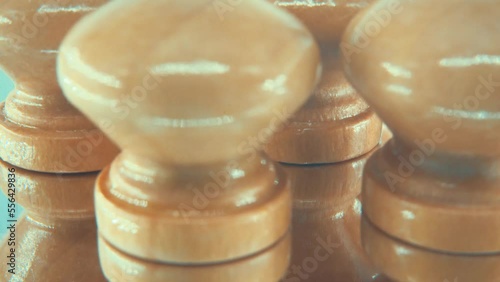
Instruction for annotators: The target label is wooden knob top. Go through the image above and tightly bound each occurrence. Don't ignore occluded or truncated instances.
[58,0,320,166]
[343,0,500,157]
[270,0,373,46]
[0,0,118,172]
[0,0,106,121]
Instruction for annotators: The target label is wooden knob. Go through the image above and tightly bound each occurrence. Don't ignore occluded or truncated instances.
[0,1,111,281]
[343,0,500,280]
[59,0,320,166]
[97,233,292,282]
[265,0,381,164]
[58,0,320,280]
[0,0,118,172]
[344,0,500,157]
[269,0,373,45]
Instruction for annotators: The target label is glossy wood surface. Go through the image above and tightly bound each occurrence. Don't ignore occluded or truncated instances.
[0,0,118,173]
[280,152,385,282]
[0,161,106,281]
[58,0,321,280]
[99,233,291,282]
[94,155,291,263]
[265,0,382,164]
[0,1,113,281]
[266,1,384,281]
[343,0,500,281]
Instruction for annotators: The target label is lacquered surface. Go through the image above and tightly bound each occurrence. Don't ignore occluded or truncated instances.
[58,0,320,280]
[343,0,500,157]
[343,0,500,280]
[0,69,14,239]
[0,216,105,282]
[280,152,385,282]
[265,48,382,163]
[0,0,118,172]
[363,217,500,282]
[265,0,381,163]
[364,141,500,253]
[99,233,291,282]
[265,1,383,281]
[58,0,320,166]
[95,154,291,263]
[0,160,105,282]
[0,0,105,121]
[269,0,373,45]
[0,1,112,281]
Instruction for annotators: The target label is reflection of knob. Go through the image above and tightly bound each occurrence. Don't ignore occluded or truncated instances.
[58,0,320,281]
[266,1,384,282]
[0,0,118,172]
[266,0,381,164]
[279,152,383,282]
[343,0,500,281]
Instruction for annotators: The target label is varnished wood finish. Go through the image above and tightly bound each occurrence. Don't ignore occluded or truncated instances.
[343,0,500,281]
[365,142,500,253]
[0,216,104,282]
[362,217,500,282]
[0,0,118,173]
[266,0,381,164]
[94,155,291,263]
[269,0,373,46]
[0,1,113,281]
[0,161,106,281]
[380,124,392,145]
[280,152,383,282]
[266,1,383,281]
[58,0,320,280]
[98,233,291,282]
[0,161,96,220]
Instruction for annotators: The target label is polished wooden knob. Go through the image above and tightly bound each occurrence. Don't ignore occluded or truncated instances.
[265,0,381,164]
[0,1,112,281]
[343,0,500,280]
[58,0,320,281]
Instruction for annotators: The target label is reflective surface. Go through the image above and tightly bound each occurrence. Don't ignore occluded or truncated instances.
[343,0,500,157]
[279,152,385,282]
[58,0,321,166]
[343,0,500,281]
[0,1,113,281]
[265,0,381,164]
[0,160,105,282]
[0,0,118,172]
[58,1,321,281]
[0,69,15,239]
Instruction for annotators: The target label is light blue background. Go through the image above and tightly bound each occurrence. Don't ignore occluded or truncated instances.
[1,70,17,238]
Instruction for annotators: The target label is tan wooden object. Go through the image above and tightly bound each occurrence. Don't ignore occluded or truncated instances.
[266,1,384,281]
[0,1,116,281]
[343,0,500,281]
[57,0,321,281]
